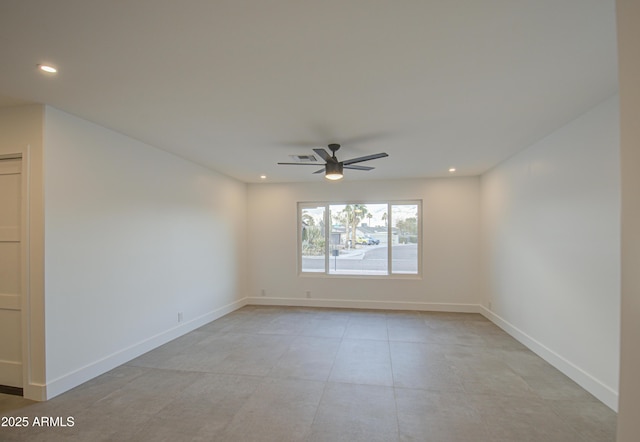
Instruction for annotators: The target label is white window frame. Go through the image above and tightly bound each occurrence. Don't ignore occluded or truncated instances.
[298,200,422,278]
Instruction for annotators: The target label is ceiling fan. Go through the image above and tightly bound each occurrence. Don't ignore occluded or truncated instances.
[278,143,389,180]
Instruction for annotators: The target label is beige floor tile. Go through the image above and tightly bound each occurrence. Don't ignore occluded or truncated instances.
[217,378,325,442]
[0,306,617,441]
[299,316,348,338]
[471,394,585,442]
[387,324,434,343]
[307,428,400,442]
[549,398,618,442]
[343,321,389,340]
[329,338,393,386]
[268,336,341,381]
[311,382,398,439]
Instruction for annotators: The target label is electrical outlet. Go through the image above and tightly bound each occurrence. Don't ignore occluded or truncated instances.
[178,312,183,322]
[305,290,311,298]
[261,289,266,297]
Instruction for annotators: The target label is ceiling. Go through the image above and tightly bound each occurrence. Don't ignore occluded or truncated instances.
[0,0,618,183]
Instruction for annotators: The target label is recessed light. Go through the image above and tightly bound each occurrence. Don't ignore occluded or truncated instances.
[449,168,456,173]
[38,64,57,73]
[260,175,267,179]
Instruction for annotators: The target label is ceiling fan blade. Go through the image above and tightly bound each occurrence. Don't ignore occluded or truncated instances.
[277,162,324,166]
[342,152,389,165]
[344,165,374,171]
[313,148,333,162]
[313,168,325,174]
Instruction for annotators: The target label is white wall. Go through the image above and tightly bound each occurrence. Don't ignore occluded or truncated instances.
[247,177,481,310]
[42,107,247,398]
[481,96,620,409]
[616,0,640,438]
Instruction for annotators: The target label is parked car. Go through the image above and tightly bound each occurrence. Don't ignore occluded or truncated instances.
[357,236,379,245]
[366,236,380,245]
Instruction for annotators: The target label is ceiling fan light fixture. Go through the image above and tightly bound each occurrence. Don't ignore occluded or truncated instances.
[325,162,343,180]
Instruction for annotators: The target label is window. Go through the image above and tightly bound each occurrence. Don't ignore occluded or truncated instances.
[298,201,421,276]
[300,205,326,273]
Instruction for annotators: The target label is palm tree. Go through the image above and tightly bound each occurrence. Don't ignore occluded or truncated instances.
[342,205,355,246]
[366,212,373,226]
[382,212,387,227]
[351,204,368,245]
[302,213,315,227]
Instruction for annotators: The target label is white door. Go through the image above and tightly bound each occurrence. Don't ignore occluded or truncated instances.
[0,158,22,388]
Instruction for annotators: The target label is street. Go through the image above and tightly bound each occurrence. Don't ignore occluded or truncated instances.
[302,244,417,274]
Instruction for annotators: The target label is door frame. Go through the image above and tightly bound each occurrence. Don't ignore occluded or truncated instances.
[0,146,45,400]
[0,153,25,390]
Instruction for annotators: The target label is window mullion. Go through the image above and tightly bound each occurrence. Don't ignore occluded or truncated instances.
[324,203,330,274]
[387,203,393,274]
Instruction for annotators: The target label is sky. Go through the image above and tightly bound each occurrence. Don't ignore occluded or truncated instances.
[302,203,419,228]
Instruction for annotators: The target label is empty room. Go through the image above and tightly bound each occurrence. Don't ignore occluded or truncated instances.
[1,1,639,441]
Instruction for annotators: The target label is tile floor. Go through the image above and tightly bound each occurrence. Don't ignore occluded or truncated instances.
[0,306,617,441]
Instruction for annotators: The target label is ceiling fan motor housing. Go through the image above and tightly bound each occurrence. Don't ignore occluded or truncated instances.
[326,161,343,175]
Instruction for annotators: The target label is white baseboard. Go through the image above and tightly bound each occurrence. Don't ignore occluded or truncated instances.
[43,298,247,400]
[246,296,482,313]
[480,306,618,411]
[23,382,47,401]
